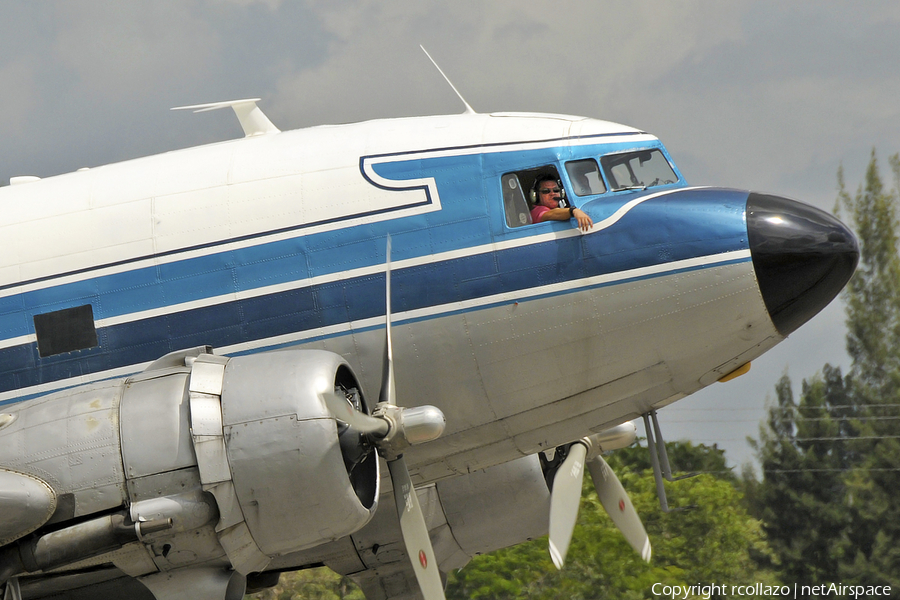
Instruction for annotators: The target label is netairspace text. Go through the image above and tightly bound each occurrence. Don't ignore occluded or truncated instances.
[651,582,892,599]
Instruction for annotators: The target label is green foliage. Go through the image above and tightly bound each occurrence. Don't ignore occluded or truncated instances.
[250,443,776,599]
[837,151,900,397]
[615,438,735,482]
[446,441,778,600]
[749,150,900,595]
[245,568,364,600]
[748,368,856,583]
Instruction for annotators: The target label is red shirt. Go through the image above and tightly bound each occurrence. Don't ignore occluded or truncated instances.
[530,205,551,223]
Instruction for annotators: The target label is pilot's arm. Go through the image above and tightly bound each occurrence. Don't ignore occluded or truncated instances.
[536,207,594,232]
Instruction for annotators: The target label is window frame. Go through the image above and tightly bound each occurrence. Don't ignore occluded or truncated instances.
[599,148,679,192]
[499,166,569,229]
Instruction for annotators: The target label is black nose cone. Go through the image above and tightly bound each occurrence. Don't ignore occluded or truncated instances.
[747,193,859,336]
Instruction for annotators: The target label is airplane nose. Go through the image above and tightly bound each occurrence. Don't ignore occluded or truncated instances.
[747,192,859,336]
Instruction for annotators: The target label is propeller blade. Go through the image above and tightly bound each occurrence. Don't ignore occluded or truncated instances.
[319,390,389,437]
[548,442,587,569]
[387,455,446,600]
[379,235,396,406]
[586,455,651,562]
[375,235,446,599]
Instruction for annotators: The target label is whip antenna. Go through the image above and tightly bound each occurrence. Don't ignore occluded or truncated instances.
[420,45,476,115]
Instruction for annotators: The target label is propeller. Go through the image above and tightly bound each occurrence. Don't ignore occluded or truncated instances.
[320,387,389,438]
[547,424,651,569]
[319,236,447,600]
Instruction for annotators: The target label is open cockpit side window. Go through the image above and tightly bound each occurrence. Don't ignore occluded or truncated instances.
[501,166,567,228]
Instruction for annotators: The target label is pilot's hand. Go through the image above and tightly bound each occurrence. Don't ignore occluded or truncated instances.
[573,208,593,232]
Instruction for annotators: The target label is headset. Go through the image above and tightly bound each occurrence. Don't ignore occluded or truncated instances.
[530,173,568,208]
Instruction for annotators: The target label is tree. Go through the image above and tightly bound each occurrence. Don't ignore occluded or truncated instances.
[838,152,900,397]
[750,150,900,593]
[446,441,779,600]
[748,368,855,584]
[834,152,900,587]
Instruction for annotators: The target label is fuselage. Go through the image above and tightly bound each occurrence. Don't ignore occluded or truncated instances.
[0,110,856,483]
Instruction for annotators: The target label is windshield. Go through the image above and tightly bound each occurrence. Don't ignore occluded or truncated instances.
[565,159,606,196]
[600,149,678,191]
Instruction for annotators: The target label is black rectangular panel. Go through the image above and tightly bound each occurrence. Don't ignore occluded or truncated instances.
[33,305,99,358]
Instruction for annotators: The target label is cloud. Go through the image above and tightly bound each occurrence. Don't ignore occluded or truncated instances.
[52,3,221,104]
[267,1,747,128]
[0,0,331,178]
[0,57,38,139]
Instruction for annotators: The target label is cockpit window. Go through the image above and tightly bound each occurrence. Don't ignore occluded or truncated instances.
[600,149,677,191]
[501,173,532,227]
[565,159,606,196]
[501,167,569,228]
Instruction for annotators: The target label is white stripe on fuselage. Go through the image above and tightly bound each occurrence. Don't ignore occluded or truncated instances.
[0,246,749,404]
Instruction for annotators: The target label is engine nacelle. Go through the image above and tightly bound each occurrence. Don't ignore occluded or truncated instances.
[216,351,378,557]
[0,348,379,580]
[321,454,550,585]
[434,454,550,566]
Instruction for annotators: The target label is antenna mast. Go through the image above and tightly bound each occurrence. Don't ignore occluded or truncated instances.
[420,45,476,115]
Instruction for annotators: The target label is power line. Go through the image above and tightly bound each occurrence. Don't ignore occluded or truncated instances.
[764,435,900,441]
[665,403,900,412]
[662,415,900,424]
[760,468,900,473]
[623,467,900,475]
[638,433,900,444]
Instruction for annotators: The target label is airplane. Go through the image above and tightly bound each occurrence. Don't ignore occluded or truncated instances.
[0,89,858,600]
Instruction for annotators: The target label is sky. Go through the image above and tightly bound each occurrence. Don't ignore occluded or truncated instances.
[2,1,899,470]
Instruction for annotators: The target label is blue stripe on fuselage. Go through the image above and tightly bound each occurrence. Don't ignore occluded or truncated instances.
[0,189,750,398]
[0,140,749,399]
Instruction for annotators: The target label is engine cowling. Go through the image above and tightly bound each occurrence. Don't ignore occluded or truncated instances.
[216,350,379,557]
[313,453,551,587]
[0,348,379,583]
[434,454,550,567]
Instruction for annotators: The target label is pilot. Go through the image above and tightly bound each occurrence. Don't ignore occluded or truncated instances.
[530,175,594,231]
